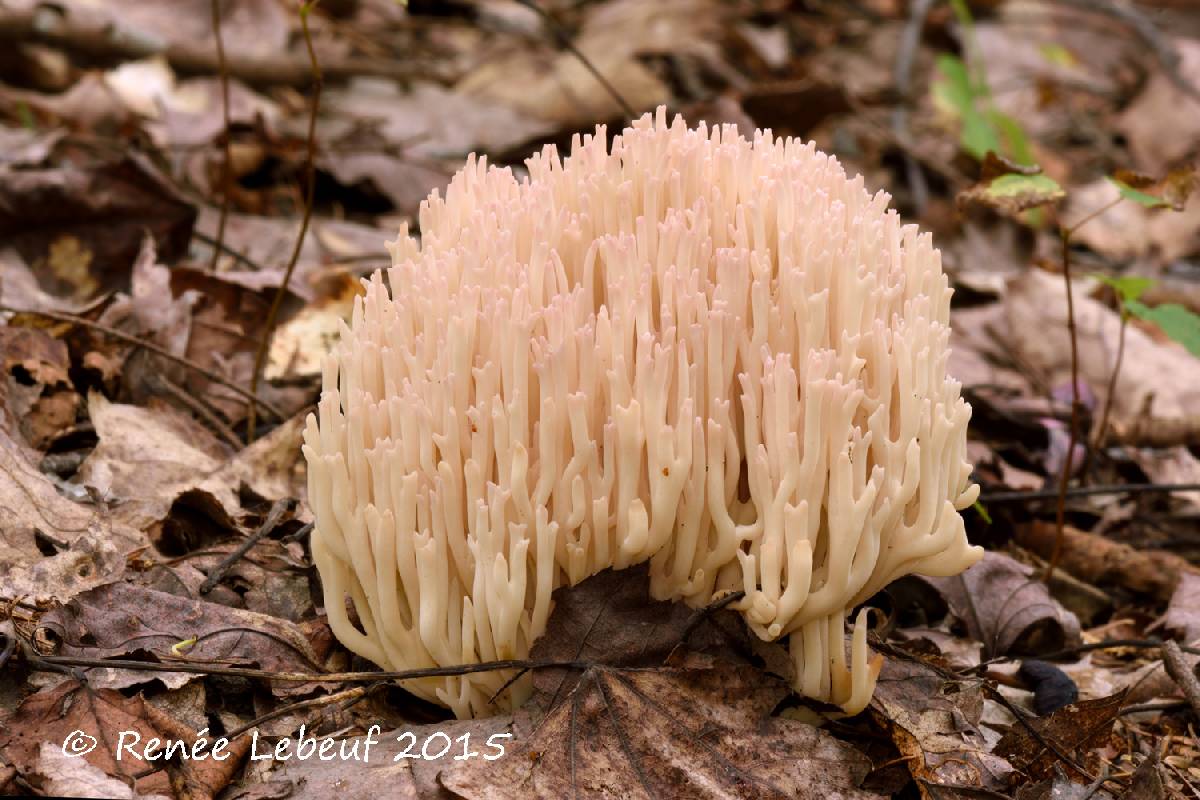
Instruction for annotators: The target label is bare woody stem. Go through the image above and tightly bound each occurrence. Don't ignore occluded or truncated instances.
[1045,197,1123,585]
[246,0,323,442]
[209,0,233,274]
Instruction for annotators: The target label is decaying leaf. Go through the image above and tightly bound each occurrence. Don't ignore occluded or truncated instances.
[994,691,1127,781]
[443,658,880,800]
[0,679,248,800]
[958,172,1065,216]
[870,657,1014,796]
[0,424,139,602]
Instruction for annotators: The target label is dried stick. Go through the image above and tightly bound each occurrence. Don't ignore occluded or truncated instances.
[893,0,934,212]
[1053,0,1200,101]
[27,652,587,685]
[979,481,1200,504]
[199,497,293,594]
[1083,295,1129,478]
[246,0,322,442]
[209,0,233,274]
[0,304,284,421]
[512,0,635,119]
[1161,640,1200,720]
[1046,197,1123,585]
[0,6,421,87]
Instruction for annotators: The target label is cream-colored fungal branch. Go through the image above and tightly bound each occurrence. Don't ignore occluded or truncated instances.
[303,107,981,719]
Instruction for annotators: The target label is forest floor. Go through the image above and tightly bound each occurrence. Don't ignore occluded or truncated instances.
[2,1,1200,798]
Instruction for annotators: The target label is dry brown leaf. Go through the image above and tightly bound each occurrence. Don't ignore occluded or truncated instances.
[870,658,1014,795]
[0,424,138,602]
[994,691,1126,781]
[75,392,232,527]
[38,581,331,693]
[0,153,195,299]
[1163,572,1200,643]
[0,324,77,449]
[0,679,248,800]
[923,552,1082,659]
[73,392,307,548]
[442,658,880,800]
[527,564,792,704]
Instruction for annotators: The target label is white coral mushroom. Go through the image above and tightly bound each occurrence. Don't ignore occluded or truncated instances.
[303,107,981,719]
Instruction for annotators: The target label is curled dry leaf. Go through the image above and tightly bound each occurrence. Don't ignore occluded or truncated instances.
[923,551,1082,659]
[74,393,308,548]
[0,324,78,449]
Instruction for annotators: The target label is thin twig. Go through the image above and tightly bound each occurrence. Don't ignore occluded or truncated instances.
[191,230,269,274]
[28,653,588,684]
[962,638,1200,676]
[1047,199,1124,584]
[1162,640,1200,720]
[0,304,284,422]
[893,0,934,212]
[247,0,322,442]
[1084,296,1129,479]
[209,0,233,274]
[224,684,375,740]
[1049,228,1082,586]
[512,0,635,120]
[199,498,293,594]
[978,481,1200,504]
[151,372,243,448]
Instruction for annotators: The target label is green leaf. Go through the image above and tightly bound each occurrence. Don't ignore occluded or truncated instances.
[934,55,974,115]
[1126,300,1200,358]
[989,110,1035,167]
[1038,43,1076,67]
[961,111,1001,161]
[1093,274,1154,304]
[1107,176,1172,209]
[972,499,992,525]
[988,173,1062,197]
